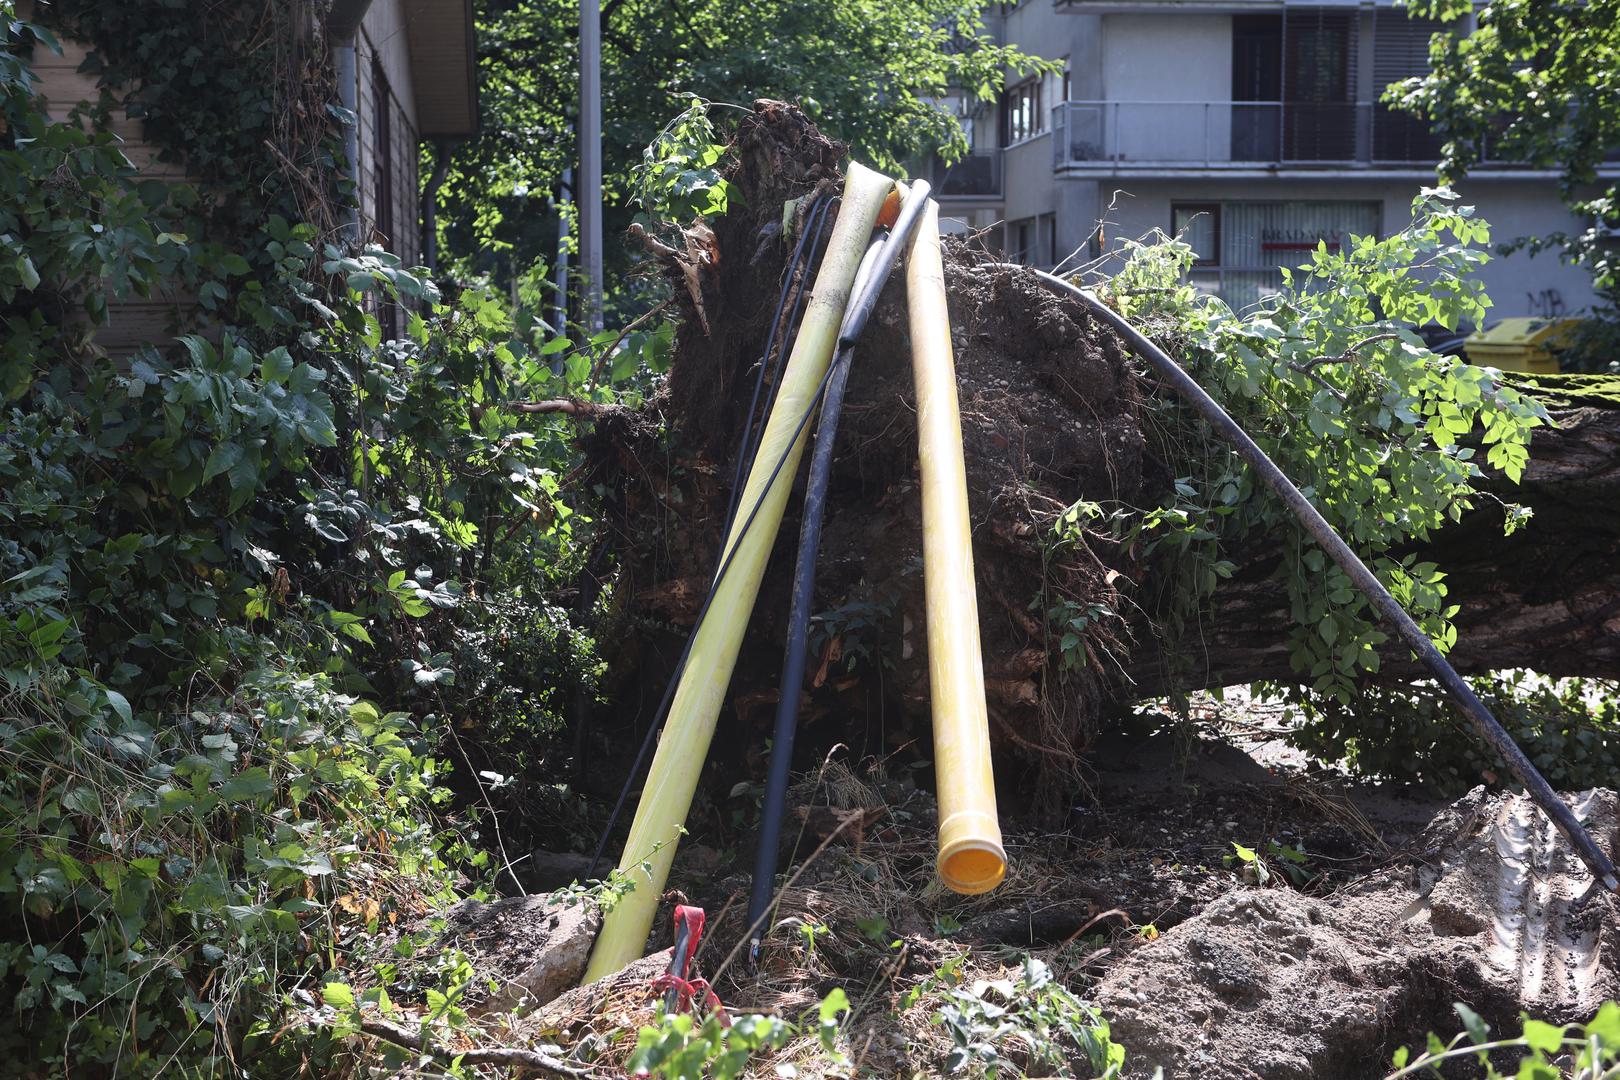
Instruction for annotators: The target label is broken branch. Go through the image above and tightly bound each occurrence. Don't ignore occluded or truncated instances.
[587,297,673,390]
[357,1017,593,1077]
[504,398,601,417]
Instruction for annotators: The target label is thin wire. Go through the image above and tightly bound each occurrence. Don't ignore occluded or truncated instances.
[586,200,840,878]
[754,200,839,460]
[584,351,849,879]
[723,194,837,529]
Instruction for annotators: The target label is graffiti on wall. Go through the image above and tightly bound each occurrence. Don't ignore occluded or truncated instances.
[1527,288,1566,318]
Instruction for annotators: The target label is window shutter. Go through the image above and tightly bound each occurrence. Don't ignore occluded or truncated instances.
[1372,10,1445,161]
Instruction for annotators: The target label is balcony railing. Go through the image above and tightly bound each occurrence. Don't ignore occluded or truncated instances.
[1053,100,1453,169]
[929,150,1003,198]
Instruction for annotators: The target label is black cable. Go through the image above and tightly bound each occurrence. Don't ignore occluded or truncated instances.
[723,195,837,531]
[746,183,933,958]
[1008,263,1619,893]
[585,196,842,879]
[584,321,856,880]
[750,197,840,477]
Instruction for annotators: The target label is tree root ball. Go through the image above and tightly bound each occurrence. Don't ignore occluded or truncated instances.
[588,101,1165,812]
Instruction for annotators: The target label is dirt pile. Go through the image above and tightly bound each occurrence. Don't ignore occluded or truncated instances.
[592,101,1164,811]
[1096,787,1620,1078]
[432,716,1617,1078]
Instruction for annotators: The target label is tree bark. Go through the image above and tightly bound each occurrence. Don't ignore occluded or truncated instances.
[1123,393,1620,696]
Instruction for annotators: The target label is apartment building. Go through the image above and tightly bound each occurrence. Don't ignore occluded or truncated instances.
[931,0,1614,318]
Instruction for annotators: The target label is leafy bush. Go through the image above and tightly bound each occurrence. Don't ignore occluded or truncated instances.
[0,666,461,1073]
[1284,672,1620,792]
[933,956,1124,1078]
[0,8,627,1071]
[626,989,850,1080]
[1105,188,1545,705]
[1387,1000,1620,1079]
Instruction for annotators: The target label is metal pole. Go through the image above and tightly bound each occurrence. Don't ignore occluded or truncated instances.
[579,0,604,332]
[1009,265,1619,893]
[553,163,572,347]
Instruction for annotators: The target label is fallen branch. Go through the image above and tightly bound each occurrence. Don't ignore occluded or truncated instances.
[504,398,602,417]
[357,1016,593,1077]
[1293,332,1403,372]
[1285,363,1349,403]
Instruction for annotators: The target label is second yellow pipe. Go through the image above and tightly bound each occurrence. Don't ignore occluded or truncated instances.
[906,200,1007,895]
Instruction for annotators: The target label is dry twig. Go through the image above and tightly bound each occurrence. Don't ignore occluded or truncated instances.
[357,1016,593,1077]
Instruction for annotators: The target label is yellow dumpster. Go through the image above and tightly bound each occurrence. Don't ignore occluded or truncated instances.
[1464,317,1580,374]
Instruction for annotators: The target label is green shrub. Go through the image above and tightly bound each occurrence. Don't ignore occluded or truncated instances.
[0,9,613,1071]
[933,956,1124,1078]
[0,665,461,1073]
[1283,673,1620,792]
[1104,189,1544,705]
[1388,1000,1620,1079]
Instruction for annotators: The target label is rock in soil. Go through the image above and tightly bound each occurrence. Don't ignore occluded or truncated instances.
[1096,788,1620,1078]
[437,894,602,1013]
[519,848,596,893]
[516,949,681,1061]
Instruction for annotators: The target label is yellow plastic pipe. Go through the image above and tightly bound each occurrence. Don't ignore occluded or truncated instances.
[583,162,894,982]
[906,199,1007,895]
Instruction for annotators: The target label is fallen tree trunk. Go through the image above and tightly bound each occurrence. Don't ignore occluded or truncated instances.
[1125,387,1620,696]
[586,101,1620,805]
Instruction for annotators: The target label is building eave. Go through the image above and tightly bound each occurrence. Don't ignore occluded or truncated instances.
[404,0,479,138]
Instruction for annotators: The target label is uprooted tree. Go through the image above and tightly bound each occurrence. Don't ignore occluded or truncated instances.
[584,102,1620,810]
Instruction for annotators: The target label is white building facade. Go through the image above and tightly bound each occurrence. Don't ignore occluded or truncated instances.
[932,0,1613,319]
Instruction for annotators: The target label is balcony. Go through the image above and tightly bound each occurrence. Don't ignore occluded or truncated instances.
[1052,100,1477,175]
[929,150,1003,199]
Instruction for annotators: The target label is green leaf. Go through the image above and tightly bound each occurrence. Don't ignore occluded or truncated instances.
[1454,1001,1490,1046]
[218,767,273,803]
[261,346,294,384]
[610,346,642,382]
[1521,1018,1565,1054]
[202,441,242,484]
[138,179,170,208]
[819,987,850,1025]
[322,982,356,1011]
[1585,1001,1620,1046]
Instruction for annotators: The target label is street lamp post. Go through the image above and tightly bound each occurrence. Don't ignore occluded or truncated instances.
[579,0,604,331]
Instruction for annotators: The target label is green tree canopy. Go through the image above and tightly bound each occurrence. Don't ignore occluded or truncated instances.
[1388,0,1620,308]
[437,0,1044,303]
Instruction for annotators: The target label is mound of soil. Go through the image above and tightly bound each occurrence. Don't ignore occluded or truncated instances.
[472,723,1614,1078]
[591,101,1165,812]
[1098,787,1620,1078]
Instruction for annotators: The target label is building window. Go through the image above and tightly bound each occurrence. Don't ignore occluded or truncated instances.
[370,56,398,339]
[1172,203,1221,265]
[1039,212,1058,268]
[370,57,394,249]
[1002,78,1042,145]
[1060,62,1071,105]
[1179,200,1381,308]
